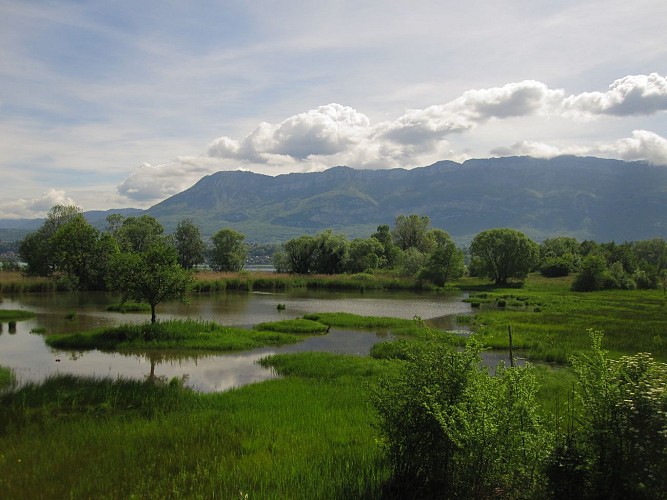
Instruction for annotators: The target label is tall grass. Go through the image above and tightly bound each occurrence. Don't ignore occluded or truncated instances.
[0,356,392,499]
[45,319,304,351]
[466,274,667,362]
[0,366,15,390]
[192,270,430,293]
[0,310,35,321]
[254,318,329,334]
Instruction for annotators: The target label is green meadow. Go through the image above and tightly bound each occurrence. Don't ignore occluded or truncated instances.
[1,273,665,498]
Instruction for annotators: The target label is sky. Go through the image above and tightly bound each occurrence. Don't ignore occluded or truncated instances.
[1,0,666,218]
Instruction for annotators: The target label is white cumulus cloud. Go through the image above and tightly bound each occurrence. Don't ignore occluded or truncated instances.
[117,160,215,203]
[0,189,78,218]
[598,130,667,165]
[562,73,667,117]
[117,74,667,203]
[491,130,667,166]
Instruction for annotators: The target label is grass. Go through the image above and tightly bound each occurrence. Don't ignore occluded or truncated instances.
[106,302,151,313]
[0,348,583,499]
[0,356,392,499]
[461,274,667,363]
[45,319,305,352]
[0,366,15,390]
[0,271,63,293]
[254,318,329,334]
[192,270,432,292]
[0,310,35,321]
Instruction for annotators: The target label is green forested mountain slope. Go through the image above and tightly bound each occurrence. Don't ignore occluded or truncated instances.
[146,156,667,244]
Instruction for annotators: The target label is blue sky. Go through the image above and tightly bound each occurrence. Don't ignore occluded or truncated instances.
[1,0,666,217]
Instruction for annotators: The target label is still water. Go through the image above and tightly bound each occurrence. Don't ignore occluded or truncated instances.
[0,289,474,392]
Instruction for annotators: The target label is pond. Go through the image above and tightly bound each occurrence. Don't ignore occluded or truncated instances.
[0,289,476,392]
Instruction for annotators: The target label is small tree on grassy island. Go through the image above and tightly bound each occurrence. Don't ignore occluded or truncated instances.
[470,228,539,285]
[107,241,193,323]
[210,228,247,272]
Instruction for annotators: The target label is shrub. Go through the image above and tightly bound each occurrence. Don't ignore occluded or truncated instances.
[547,330,667,498]
[372,339,551,498]
[540,256,572,277]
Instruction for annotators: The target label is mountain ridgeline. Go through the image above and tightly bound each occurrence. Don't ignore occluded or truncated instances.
[146,156,667,244]
[2,156,666,245]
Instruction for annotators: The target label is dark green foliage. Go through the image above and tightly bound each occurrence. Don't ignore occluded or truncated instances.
[173,219,206,269]
[254,318,328,334]
[209,228,247,272]
[372,339,550,498]
[311,230,349,274]
[540,256,574,277]
[419,231,465,286]
[18,205,117,290]
[347,237,384,273]
[391,214,431,252]
[470,228,539,285]
[112,215,164,253]
[572,254,608,291]
[0,310,35,321]
[107,240,193,323]
[547,331,667,499]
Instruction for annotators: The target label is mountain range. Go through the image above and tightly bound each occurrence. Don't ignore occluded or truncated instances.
[3,156,667,245]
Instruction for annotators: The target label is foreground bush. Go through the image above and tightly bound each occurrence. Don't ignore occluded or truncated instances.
[547,330,667,499]
[372,339,551,498]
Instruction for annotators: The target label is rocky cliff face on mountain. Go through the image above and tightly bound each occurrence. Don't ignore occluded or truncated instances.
[146,156,667,244]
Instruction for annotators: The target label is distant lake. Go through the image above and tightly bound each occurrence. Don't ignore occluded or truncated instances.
[0,289,475,392]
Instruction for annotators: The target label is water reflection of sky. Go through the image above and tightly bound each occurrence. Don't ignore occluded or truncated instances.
[0,290,474,392]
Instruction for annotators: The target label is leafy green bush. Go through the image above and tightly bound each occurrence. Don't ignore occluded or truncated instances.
[547,330,667,498]
[540,256,572,277]
[372,339,551,498]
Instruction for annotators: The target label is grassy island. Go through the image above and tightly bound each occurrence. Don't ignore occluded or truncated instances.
[45,318,330,352]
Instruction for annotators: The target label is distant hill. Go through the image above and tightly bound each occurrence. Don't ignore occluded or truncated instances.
[146,156,667,244]
[3,157,667,245]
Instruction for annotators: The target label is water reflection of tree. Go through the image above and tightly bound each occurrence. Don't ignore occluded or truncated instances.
[128,351,214,385]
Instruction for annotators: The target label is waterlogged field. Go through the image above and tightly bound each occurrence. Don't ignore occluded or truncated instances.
[463,274,667,362]
[0,272,665,497]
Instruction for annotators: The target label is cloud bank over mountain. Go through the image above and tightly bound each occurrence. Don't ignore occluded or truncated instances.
[2,1,665,217]
[117,74,667,203]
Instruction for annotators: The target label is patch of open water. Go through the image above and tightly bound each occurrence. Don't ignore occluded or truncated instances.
[0,289,504,392]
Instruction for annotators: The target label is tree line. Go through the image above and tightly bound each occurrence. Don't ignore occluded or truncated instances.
[17,206,667,296]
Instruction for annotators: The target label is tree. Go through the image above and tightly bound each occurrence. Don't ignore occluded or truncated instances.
[50,214,102,289]
[113,215,164,253]
[311,230,349,274]
[173,219,206,270]
[392,214,431,252]
[419,231,465,286]
[469,228,539,285]
[209,228,247,272]
[18,204,83,277]
[107,241,193,323]
[282,235,316,274]
[346,237,384,273]
[371,224,401,268]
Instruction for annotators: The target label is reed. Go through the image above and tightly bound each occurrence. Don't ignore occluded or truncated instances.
[0,366,14,390]
[0,356,391,499]
[45,319,303,351]
[0,310,35,321]
[467,274,667,362]
[254,318,328,334]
